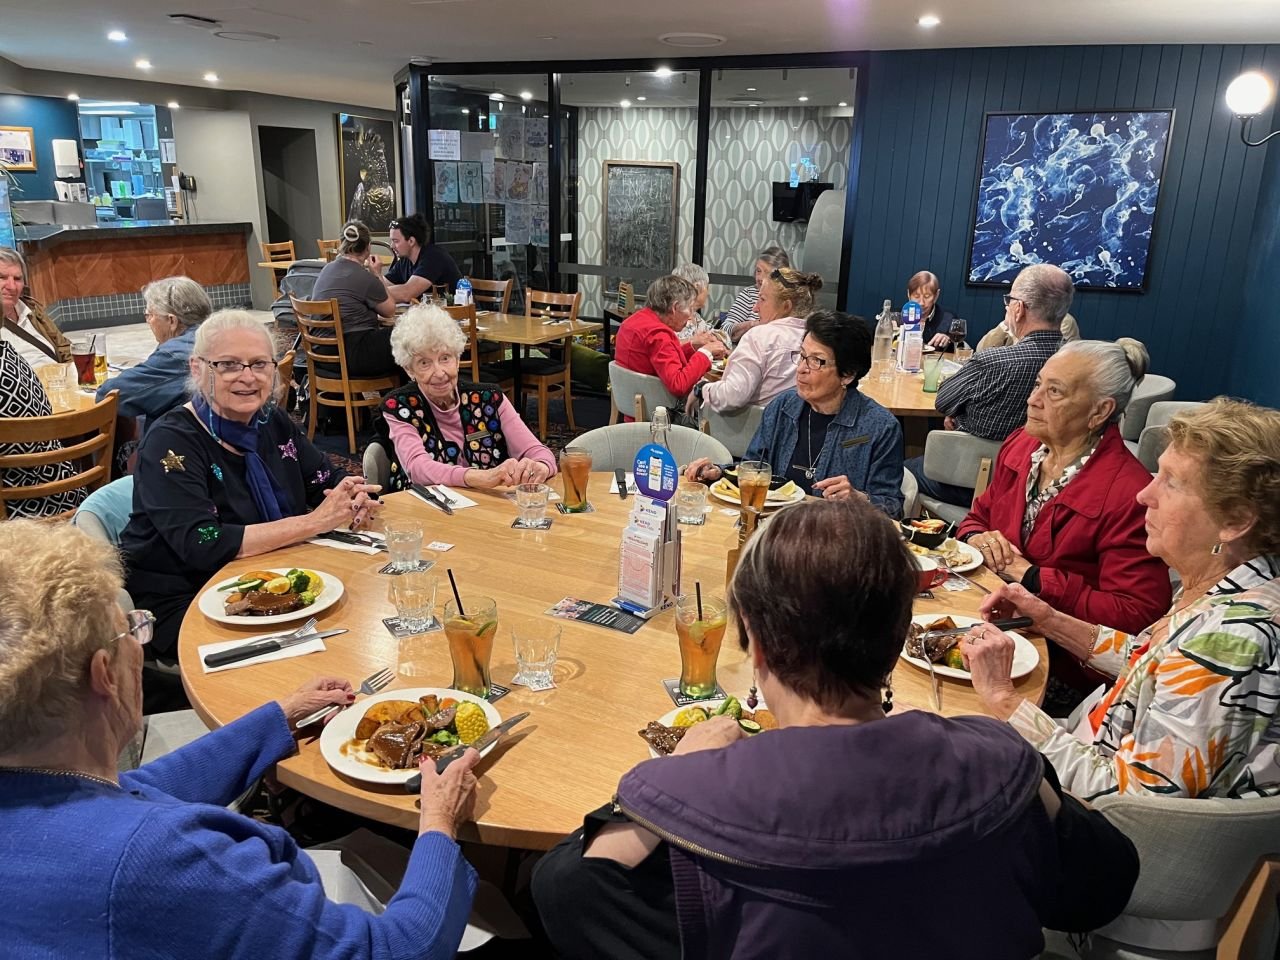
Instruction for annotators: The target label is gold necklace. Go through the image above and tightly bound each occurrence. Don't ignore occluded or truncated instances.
[0,766,120,789]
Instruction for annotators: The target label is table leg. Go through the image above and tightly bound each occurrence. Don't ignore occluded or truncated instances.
[512,347,525,414]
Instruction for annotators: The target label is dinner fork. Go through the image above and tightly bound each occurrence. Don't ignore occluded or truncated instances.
[433,485,457,505]
[261,616,317,646]
[295,666,395,728]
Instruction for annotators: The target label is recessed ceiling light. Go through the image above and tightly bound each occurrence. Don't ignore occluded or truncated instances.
[67,93,80,101]
[658,32,726,47]
[746,87,757,92]
[838,101,848,107]
[461,108,470,114]
[135,59,152,70]
[519,90,533,101]
[539,35,557,40]
[488,92,504,101]
[620,99,632,108]
[797,96,809,102]
[636,95,647,101]
[167,101,180,109]
[107,30,127,42]
[203,72,219,83]
[213,30,278,42]
[654,66,673,78]
[918,13,941,27]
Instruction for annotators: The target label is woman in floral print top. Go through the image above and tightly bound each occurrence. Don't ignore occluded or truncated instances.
[962,399,1280,800]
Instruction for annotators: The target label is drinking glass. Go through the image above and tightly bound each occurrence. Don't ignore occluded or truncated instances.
[71,339,96,386]
[93,334,109,386]
[675,481,708,525]
[392,568,438,631]
[922,352,945,393]
[512,618,561,687]
[559,447,592,512]
[949,317,968,348]
[444,595,498,697]
[515,482,550,527]
[736,460,771,513]
[43,366,75,412]
[675,593,728,699]
[384,518,424,572]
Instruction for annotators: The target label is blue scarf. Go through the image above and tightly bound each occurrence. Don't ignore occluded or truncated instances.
[193,395,293,522]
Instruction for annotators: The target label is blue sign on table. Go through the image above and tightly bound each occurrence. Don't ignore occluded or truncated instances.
[633,443,678,502]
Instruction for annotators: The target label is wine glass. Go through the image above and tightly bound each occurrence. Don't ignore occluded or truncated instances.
[949,317,968,346]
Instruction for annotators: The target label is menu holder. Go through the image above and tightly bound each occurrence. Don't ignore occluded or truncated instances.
[614,493,682,620]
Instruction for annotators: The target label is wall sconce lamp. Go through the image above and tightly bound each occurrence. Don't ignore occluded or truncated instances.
[1226,71,1279,147]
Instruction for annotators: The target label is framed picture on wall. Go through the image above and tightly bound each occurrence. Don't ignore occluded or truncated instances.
[337,114,396,233]
[0,126,37,172]
[966,109,1175,291]
[603,160,680,297]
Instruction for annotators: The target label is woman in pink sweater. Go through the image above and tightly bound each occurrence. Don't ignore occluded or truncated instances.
[376,304,556,490]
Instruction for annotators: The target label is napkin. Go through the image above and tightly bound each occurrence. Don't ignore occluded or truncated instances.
[609,472,638,494]
[411,486,479,510]
[308,530,386,554]
[198,631,328,674]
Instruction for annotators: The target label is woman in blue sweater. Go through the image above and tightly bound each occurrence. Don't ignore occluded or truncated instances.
[0,520,479,960]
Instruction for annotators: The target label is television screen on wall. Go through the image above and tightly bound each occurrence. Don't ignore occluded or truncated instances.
[965,110,1175,291]
[0,180,15,250]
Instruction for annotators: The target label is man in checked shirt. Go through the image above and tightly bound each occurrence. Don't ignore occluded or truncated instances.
[907,263,1072,508]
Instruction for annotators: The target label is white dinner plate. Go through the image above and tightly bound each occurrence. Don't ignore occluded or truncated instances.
[320,687,503,785]
[709,478,805,509]
[648,694,771,758]
[900,614,1039,681]
[198,568,344,626]
[905,538,983,574]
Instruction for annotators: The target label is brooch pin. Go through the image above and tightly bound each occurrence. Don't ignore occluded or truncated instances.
[161,450,186,473]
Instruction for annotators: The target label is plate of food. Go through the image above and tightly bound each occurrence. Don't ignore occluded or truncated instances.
[198,567,343,626]
[710,476,805,508]
[639,695,777,758]
[320,688,503,785]
[900,614,1038,681]
[904,537,982,574]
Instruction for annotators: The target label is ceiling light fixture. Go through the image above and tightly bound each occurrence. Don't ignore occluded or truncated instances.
[654,66,673,78]
[203,72,219,83]
[520,90,533,101]
[1226,71,1279,146]
[489,92,505,100]
[213,30,278,42]
[636,96,647,101]
[838,101,848,107]
[135,59,152,70]
[107,30,127,42]
[67,93,80,101]
[746,87,757,92]
[658,32,726,47]
[797,96,809,102]
[461,108,470,114]
[167,101,180,109]
[918,14,941,27]
[620,99,632,108]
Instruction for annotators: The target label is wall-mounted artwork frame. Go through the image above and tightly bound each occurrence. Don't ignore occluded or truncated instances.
[337,114,396,233]
[966,109,1175,291]
[603,160,680,295]
[0,126,37,172]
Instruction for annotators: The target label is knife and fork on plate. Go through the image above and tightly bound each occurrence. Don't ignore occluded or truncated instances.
[403,712,530,791]
[202,616,348,668]
[913,616,1033,710]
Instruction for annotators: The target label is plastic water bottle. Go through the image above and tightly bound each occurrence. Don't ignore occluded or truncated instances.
[454,276,473,306]
[873,300,894,382]
[896,300,924,374]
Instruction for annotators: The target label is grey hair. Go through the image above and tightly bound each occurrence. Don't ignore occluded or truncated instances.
[646,275,697,316]
[1012,264,1075,327]
[0,246,27,280]
[673,262,709,291]
[391,303,467,368]
[142,276,212,331]
[756,245,791,270]
[188,309,277,400]
[1058,338,1150,422]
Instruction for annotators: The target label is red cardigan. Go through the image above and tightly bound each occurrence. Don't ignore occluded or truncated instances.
[957,426,1172,635]
[613,306,711,399]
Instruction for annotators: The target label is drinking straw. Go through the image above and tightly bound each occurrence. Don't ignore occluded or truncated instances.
[89,334,98,354]
[447,568,465,616]
[695,581,704,621]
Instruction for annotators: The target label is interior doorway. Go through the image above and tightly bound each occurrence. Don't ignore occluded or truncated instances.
[258,126,323,258]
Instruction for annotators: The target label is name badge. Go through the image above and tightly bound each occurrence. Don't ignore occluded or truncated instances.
[469,427,491,442]
[841,435,871,449]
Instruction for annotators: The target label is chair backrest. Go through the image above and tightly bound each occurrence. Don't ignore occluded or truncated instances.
[526,289,580,322]
[1217,857,1280,960]
[362,442,391,490]
[571,423,732,473]
[700,404,765,459]
[316,239,340,261]
[72,474,135,544]
[0,392,119,520]
[470,277,512,313]
[262,240,297,263]
[289,295,351,386]
[900,467,920,520]
[1119,374,1177,441]
[444,303,481,382]
[609,361,678,422]
[1092,793,1280,952]
[1134,401,1207,473]
[922,429,1004,489]
[617,281,635,312]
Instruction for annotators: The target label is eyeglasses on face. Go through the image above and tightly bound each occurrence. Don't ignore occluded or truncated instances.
[789,350,830,371]
[1002,294,1024,307]
[110,609,155,648]
[201,357,275,377]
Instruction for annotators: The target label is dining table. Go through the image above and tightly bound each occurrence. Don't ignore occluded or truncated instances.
[178,473,1047,852]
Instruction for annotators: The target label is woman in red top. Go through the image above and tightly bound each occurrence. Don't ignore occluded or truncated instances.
[957,339,1172,679]
[614,275,727,408]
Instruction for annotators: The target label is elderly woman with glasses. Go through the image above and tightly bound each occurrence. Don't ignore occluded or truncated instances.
[0,520,482,959]
[686,311,904,516]
[96,276,213,421]
[376,303,557,490]
[121,309,380,657]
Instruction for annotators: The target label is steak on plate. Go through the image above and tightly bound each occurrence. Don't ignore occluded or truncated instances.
[225,590,305,616]
[368,721,425,768]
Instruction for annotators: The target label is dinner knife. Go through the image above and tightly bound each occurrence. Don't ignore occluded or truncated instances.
[919,616,1033,642]
[923,650,942,710]
[411,482,454,515]
[203,628,347,668]
[318,530,387,551]
[614,468,629,499]
[403,712,531,792]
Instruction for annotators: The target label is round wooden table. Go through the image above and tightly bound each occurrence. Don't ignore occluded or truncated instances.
[179,475,1047,851]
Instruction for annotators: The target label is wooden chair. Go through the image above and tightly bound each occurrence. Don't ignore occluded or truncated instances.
[470,277,513,314]
[1217,856,1280,960]
[261,240,297,298]
[444,303,483,384]
[274,349,295,409]
[316,239,340,261]
[289,296,399,455]
[0,392,118,520]
[521,290,581,440]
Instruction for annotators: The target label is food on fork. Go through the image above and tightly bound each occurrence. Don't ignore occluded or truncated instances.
[905,616,967,670]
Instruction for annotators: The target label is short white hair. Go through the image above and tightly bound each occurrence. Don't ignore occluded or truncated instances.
[391,303,467,368]
[189,309,277,400]
[1057,338,1150,423]
[673,263,709,291]
[143,276,212,330]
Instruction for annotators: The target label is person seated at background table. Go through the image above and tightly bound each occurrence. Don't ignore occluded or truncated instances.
[96,276,213,422]
[693,266,817,415]
[0,520,481,960]
[934,263,1071,443]
[977,310,1081,351]
[375,303,557,491]
[719,244,790,342]
[905,269,958,350]
[532,498,1139,960]
[0,339,86,519]
[962,399,1280,800]
[310,220,399,377]
[671,262,714,343]
[0,245,70,370]
[686,311,904,515]
[370,213,462,302]
[955,340,1172,702]
[614,275,728,414]
[120,309,380,658]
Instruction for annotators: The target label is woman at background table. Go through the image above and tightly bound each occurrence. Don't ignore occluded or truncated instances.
[376,303,556,491]
[0,520,480,960]
[672,262,714,343]
[121,310,379,658]
[693,267,817,416]
[719,244,790,342]
[96,276,213,421]
[532,498,1138,960]
[309,220,399,378]
[906,269,958,350]
[686,311,904,516]
[963,399,1280,800]
[0,246,71,371]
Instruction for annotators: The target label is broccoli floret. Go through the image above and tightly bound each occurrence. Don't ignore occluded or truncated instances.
[431,730,460,745]
[298,590,317,606]
[288,570,312,593]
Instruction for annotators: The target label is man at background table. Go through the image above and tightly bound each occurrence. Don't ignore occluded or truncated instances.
[370,213,462,302]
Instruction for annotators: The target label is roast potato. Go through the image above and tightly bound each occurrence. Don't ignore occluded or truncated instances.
[355,699,423,740]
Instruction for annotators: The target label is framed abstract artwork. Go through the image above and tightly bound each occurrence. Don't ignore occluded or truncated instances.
[337,114,396,233]
[966,110,1175,291]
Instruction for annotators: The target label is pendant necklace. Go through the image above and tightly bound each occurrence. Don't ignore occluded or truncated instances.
[803,410,818,480]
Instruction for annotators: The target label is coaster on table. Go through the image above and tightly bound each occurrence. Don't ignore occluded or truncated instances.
[555,502,595,515]
[511,518,553,530]
[378,559,437,576]
[486,683,510,703]
[512,673,555,692]
[382,615,442,638]
[661,678,728,707]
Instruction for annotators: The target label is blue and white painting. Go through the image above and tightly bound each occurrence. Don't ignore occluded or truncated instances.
[967,110,1174,290]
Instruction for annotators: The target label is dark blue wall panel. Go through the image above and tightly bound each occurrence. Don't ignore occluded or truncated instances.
[0,94,83,202]
[845,44,1280,402]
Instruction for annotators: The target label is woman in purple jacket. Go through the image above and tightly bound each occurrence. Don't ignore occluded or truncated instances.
[533,498,1139,960]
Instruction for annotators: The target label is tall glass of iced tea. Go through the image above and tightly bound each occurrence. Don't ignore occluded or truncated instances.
[736,460,771,513]
[444,595,498,697]
[676,594,728,699]
[559,446,592,512]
